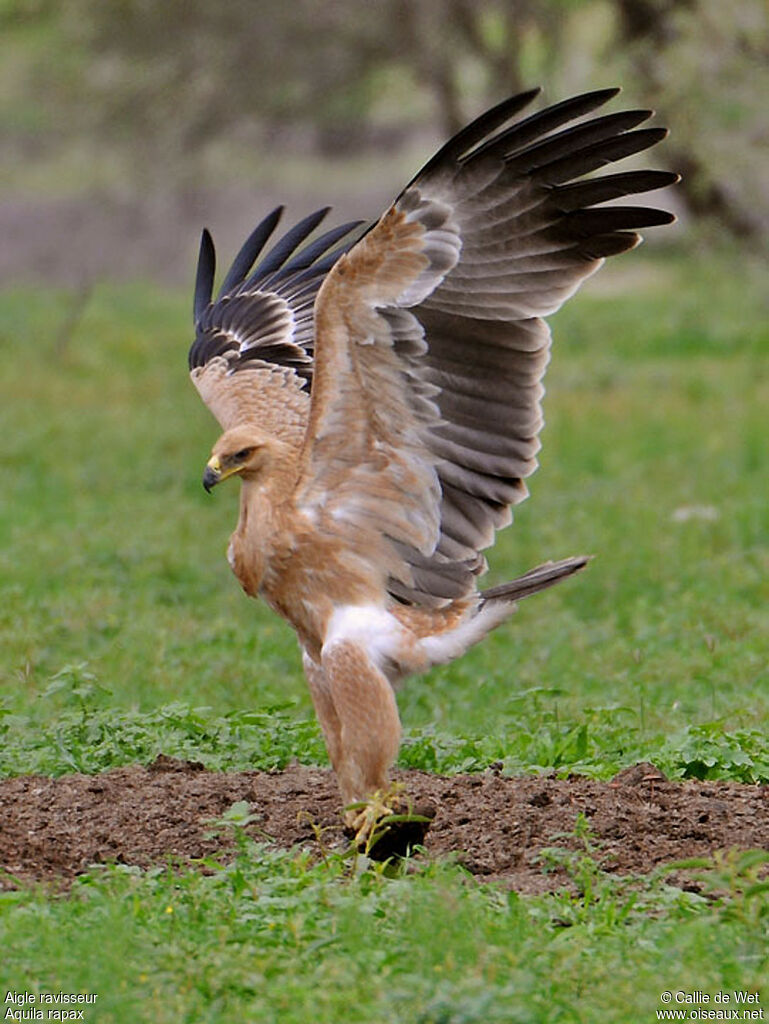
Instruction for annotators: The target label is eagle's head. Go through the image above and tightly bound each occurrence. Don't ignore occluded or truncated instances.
[203,425,273,492]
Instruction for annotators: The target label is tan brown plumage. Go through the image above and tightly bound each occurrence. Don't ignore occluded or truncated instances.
[189,88,677,846]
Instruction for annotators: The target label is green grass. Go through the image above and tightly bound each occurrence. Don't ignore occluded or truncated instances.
[2,834,767,1023]
[1,248,768,1019]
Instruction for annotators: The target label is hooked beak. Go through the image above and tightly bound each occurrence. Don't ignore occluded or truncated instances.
[203,456,222,493]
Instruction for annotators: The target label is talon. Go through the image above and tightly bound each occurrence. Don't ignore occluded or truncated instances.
[344,787,436,860]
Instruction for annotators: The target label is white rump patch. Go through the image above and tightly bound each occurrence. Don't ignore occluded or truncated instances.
[419,600,515,667]
[323,604,405,670]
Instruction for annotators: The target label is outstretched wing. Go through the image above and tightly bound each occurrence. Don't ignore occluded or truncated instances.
[189,207,363,449]
[296,88,678,606]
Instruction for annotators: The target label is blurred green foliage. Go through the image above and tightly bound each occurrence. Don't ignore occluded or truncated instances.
[1,0,767,237]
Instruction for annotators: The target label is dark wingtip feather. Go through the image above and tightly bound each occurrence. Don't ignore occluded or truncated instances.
[242,206,333,289]
[535,126,671,186]
[193,228,215,325]
[589,86,621,102]
[551,169,681,211]
[503,109,655,175]
[468,88,626,163]
[279,219,365,276]
[217,206,284,299]
[407,87,542,186]
[563,205,677,236]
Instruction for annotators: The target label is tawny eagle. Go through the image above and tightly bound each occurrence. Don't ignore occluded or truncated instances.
[188,88,676,851]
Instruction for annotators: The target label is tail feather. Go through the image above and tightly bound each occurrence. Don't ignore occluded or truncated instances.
[480,555,590,605]
[419,555,589,669]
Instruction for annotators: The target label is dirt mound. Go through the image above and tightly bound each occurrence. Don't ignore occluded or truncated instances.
[1,758,767,894]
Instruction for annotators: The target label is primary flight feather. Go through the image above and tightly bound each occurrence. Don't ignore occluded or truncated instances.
[189,87,677,850]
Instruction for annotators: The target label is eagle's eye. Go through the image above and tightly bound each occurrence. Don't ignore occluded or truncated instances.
[234,447,255,461]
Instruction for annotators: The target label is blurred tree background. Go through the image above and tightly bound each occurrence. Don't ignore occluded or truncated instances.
[0,0,767,285]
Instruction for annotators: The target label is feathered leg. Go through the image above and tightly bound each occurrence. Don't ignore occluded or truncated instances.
[304,641,434,855]
[318,639,402,812]
[302,651,343,773]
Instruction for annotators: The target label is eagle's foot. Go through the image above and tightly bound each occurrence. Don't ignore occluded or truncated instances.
[344,785,436,861]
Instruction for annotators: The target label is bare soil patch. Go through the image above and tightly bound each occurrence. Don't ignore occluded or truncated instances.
[1,758,767,894]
